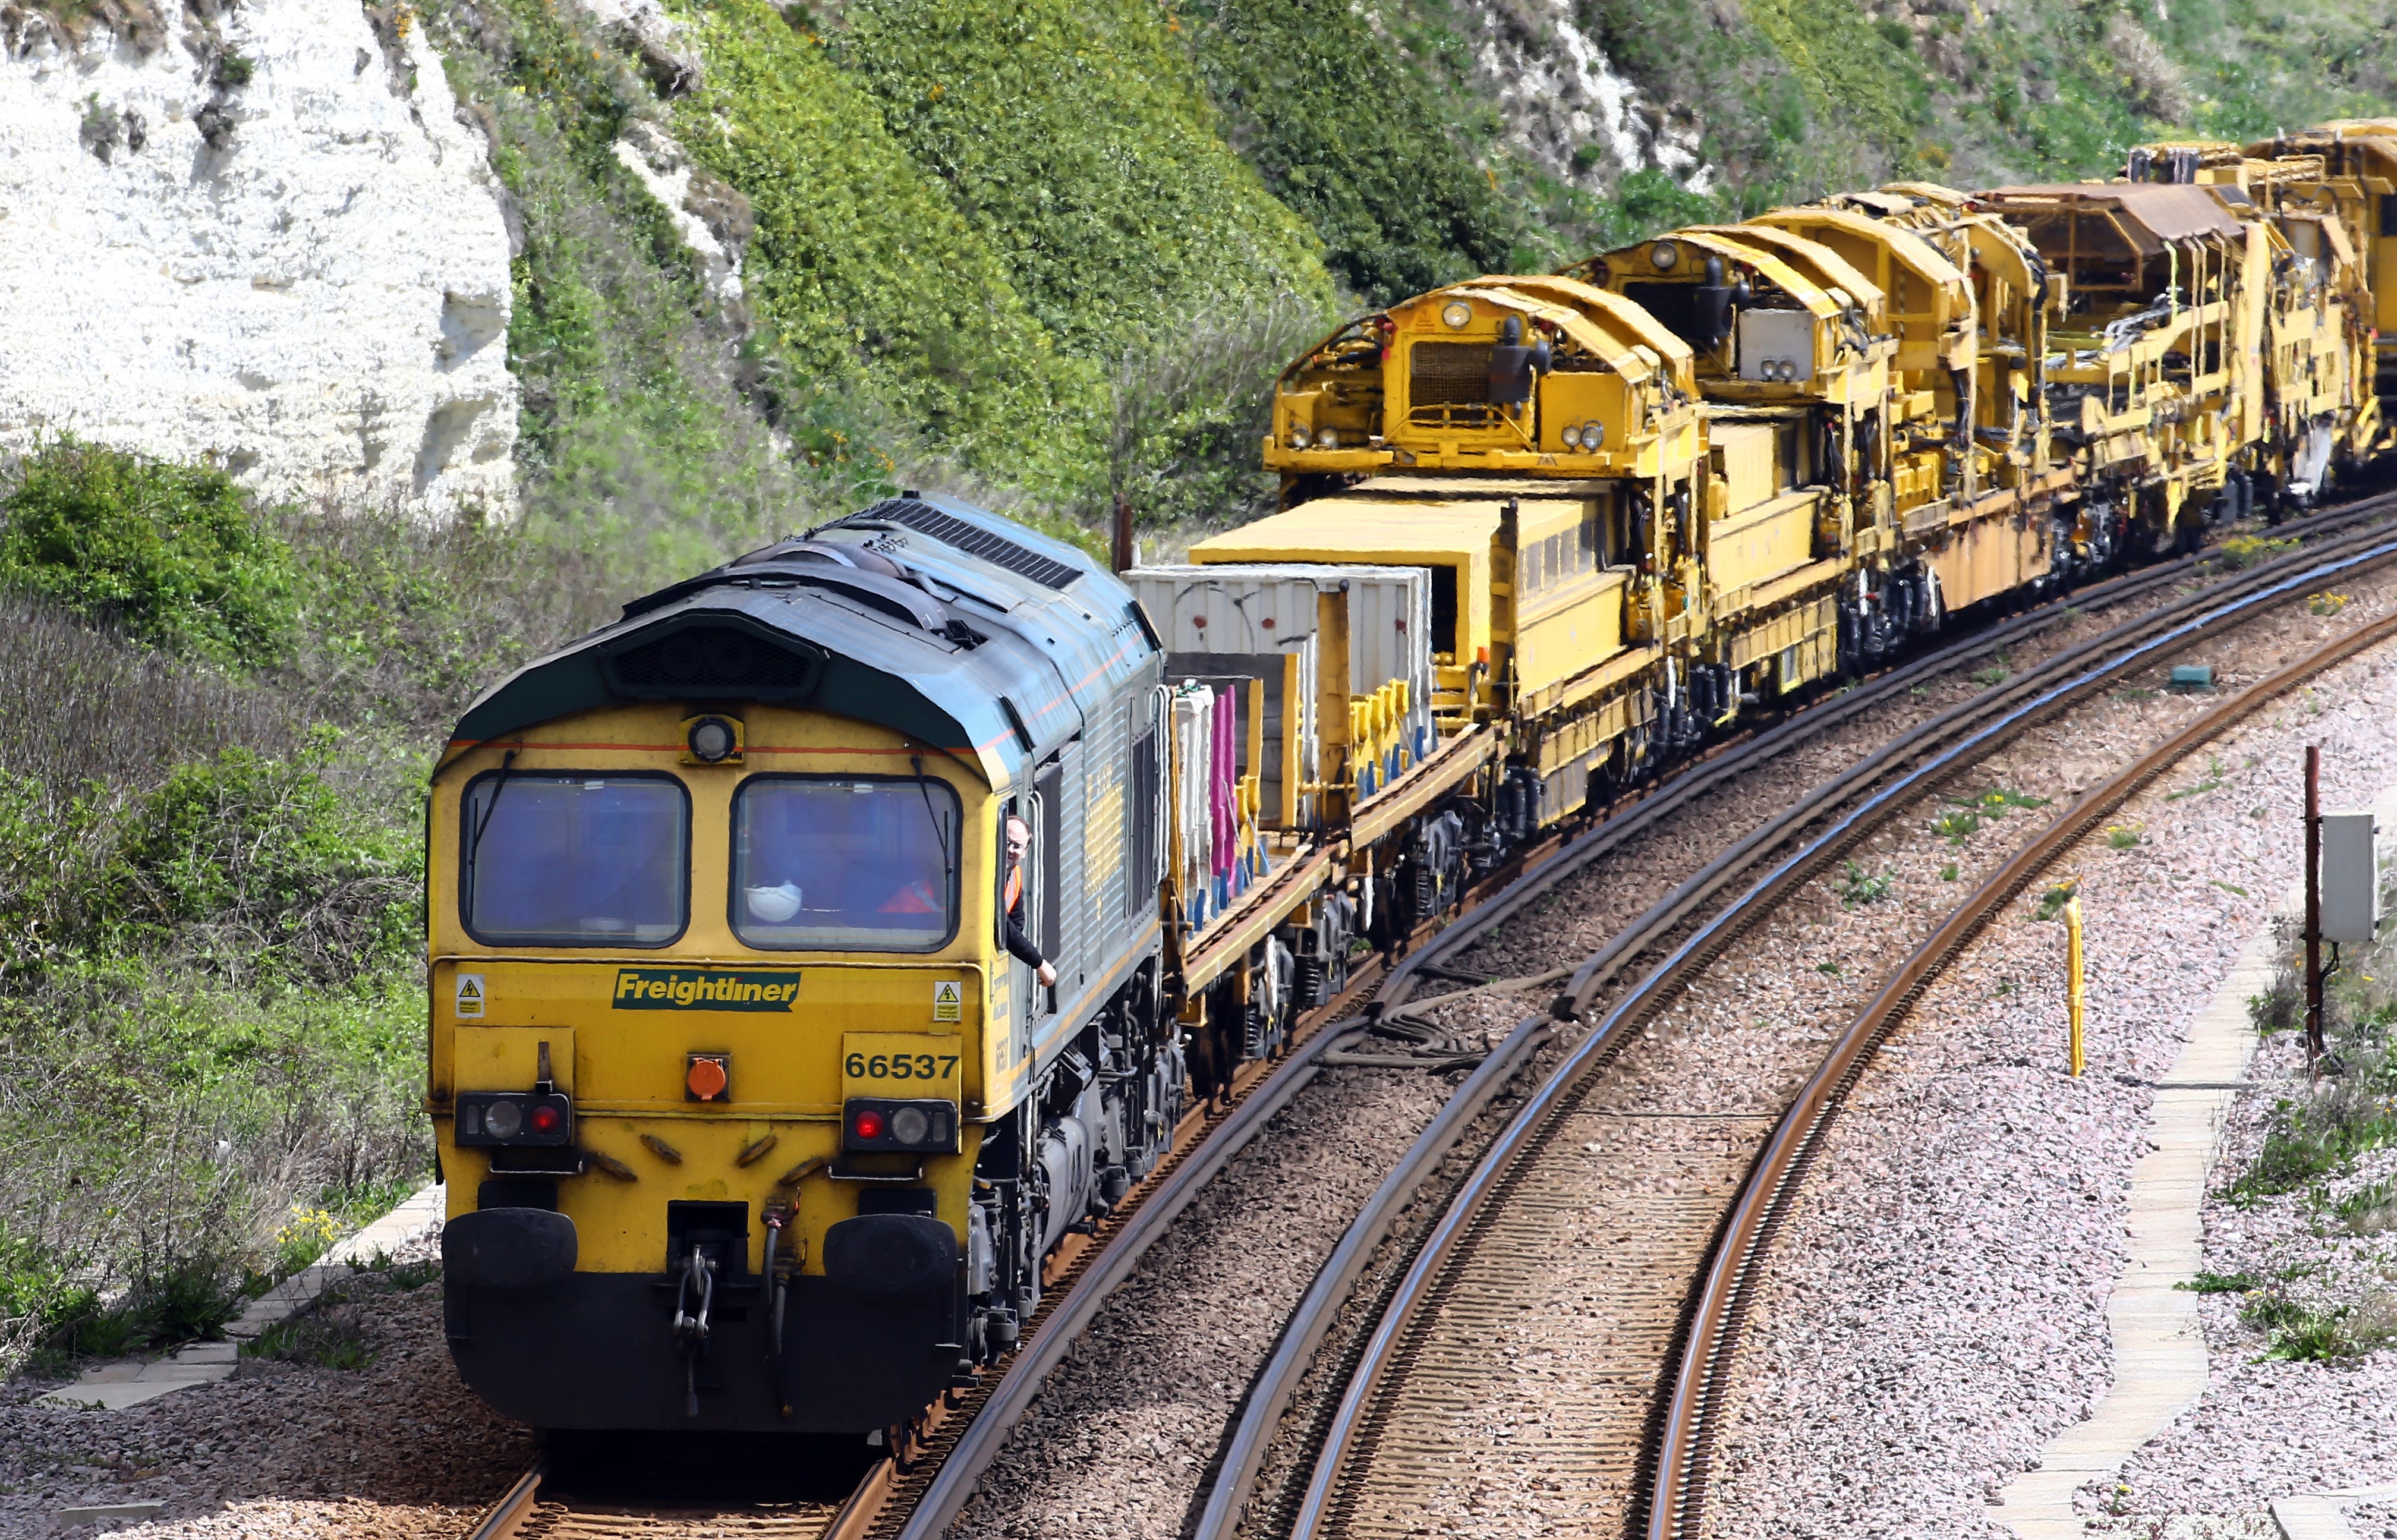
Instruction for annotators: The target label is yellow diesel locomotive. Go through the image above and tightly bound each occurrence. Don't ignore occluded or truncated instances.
[433,500,1180,1432]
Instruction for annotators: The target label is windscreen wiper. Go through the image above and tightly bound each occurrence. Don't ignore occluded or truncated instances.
[911,754,956,903]
[467,748,520,871]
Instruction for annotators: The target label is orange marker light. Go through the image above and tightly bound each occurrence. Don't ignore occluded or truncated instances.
[686,1055,729,1101]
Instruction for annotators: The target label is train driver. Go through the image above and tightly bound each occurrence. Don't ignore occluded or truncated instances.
[1003,814,1059,988]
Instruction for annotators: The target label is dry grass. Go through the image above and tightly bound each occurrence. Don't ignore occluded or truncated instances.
[0,590,301,795]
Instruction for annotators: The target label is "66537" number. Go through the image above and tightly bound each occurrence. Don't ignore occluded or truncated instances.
[846,1052,959,1080]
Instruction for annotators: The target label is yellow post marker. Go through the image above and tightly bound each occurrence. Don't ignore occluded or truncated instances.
[2064,894,2087,1077]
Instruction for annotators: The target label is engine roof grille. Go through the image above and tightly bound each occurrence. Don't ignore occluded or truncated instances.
[845,498,1081,591]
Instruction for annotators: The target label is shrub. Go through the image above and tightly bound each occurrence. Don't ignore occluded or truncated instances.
[96,731,420,982]
[278,503,574,733]
[1100,297,1326,536]
[0,437,298,666]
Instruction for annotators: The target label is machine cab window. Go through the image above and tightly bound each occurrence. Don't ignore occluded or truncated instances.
[732,775,960,950]
[461,773,689,946]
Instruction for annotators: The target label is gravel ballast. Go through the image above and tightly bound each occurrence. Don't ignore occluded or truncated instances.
[950,1060,1450,1539]
[1701,593,2397,1539]
[0,1234,534,1538]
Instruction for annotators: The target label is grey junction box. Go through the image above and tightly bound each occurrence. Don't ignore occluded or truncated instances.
[2321,809,2380,944]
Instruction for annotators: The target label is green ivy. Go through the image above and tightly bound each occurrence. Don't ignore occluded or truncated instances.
[665,0,1104,495]
[833,0,1335,355]
[1178,0,1520,305]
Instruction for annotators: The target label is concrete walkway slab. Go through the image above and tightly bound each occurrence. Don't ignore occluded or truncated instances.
[1990,786,2397,1540]
[36,1182,445,1410]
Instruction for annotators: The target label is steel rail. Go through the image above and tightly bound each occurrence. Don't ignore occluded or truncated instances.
[884,1010,1361,1539]
[1188,492,2397,1540]
[1643,553,2397,1540]
[462,1460,544,1540]
[1278,532,2397,1540]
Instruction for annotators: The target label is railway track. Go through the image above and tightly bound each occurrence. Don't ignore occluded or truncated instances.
[462,489,2397,1540]
[1195,492,2397,1540]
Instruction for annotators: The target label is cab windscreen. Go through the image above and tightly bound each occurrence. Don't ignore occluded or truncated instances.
[732,777,959,950]
[461,774,689,946]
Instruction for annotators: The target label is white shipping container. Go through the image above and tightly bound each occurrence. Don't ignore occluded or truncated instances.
[1128,563,1435,774]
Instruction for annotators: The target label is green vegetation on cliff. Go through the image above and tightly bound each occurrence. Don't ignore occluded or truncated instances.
[434,0,829,587]
[1179,0,1519,303]
[832,0,1336,348]
[666,0,1105,495]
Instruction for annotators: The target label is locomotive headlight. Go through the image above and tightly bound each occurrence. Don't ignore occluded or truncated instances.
[1560,425,1583,449]
[1650,241,1680,270]
[1778,359,1800,382]
[1287,424,1312,449]
[484,1100,524,1140]
[890,1106,931,1145]
[1583,421,1604,448]
[687,714,738,764]
[1441,300,1473,329]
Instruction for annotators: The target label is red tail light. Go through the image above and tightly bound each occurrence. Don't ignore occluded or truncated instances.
[528,1103,563,1135]
[842,1097,957,1153]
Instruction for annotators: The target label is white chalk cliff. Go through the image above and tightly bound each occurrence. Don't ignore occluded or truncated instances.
[0,0,519,518]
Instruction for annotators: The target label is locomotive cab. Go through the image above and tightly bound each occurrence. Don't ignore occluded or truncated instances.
[429,496,1171,1435]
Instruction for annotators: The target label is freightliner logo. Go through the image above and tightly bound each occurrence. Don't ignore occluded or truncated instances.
[612,969,800,1011]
